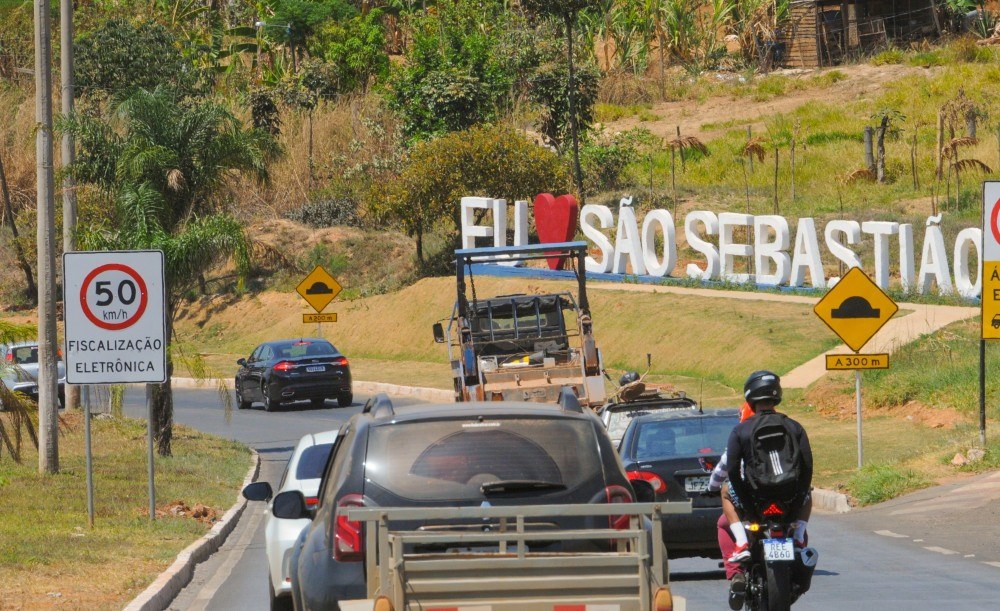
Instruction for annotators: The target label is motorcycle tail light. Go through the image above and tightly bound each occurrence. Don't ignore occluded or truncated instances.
[762,502,785,517]
[334,494,364,562]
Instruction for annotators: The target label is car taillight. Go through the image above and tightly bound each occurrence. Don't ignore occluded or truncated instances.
[333,356,349,367]
[605,484,633,530]
[304,496,319,508]
[334,494,364,562]
[762,502,785,517]
[626,470,667,494]
[4,353,11,362]
[273,361,295,372]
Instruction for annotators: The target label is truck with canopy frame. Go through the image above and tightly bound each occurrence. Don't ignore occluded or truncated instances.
[432,242,606,407]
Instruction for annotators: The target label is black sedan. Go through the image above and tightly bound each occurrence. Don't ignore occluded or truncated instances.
[235,338,352,411]
[618,408,740,559]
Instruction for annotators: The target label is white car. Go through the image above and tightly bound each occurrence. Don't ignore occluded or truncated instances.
[243,428,340,610]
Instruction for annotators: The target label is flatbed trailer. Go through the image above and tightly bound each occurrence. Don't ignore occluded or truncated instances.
[338,502,690,611]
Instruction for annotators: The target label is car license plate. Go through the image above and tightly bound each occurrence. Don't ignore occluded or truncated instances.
[763,538,794,562]
[306,366,325,372]
[684,476,709,493]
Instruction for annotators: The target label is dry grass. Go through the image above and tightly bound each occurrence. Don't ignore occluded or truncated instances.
[173,277,838,393]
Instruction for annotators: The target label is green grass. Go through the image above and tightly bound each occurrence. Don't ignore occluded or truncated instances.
[846,462,931,505]
[595,102,656,123]
[863,318,1000,419]
[0,412,251,608]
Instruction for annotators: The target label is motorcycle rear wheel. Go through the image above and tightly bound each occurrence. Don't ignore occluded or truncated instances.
[764,561,793,611]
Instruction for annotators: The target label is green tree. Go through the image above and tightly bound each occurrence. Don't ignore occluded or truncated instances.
[61,88,280,456]
[521,0,600,199]
[375,125,570,262]
[74,17,208,99]
[312,9,389,93]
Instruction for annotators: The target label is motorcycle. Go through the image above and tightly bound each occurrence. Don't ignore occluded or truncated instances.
[738,499,818,611]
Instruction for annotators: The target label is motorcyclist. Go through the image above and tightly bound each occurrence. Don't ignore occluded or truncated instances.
[714,370,814,610]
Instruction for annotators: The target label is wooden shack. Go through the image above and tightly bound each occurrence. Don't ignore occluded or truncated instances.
[777,0,940,68]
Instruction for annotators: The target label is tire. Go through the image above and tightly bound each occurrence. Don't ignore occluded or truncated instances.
[764,560,793,611]
[311,398,326,409]
[263,387,279,412]
[235,385,251,410]
[337,392,353,408]
[269,575,293,611]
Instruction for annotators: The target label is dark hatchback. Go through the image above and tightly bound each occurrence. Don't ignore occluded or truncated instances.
[278,394,634,611]
[619,408,740,559]
[235,338,352,411]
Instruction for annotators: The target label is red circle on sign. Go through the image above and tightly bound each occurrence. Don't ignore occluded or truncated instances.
[991,197,1000,246]
[79,263,149,331]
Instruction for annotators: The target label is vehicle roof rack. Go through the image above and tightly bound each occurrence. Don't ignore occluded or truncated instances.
[362,393,395,419]
[557,386,584,413]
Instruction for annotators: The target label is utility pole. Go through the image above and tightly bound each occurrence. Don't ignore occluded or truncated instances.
[61,0,79,412]
[35,0,59,474]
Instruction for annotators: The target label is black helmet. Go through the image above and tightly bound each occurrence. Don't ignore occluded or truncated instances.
[619,371,640,386]
[744,370,782,406]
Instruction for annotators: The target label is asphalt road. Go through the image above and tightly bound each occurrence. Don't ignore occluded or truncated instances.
[126,388,1000,611]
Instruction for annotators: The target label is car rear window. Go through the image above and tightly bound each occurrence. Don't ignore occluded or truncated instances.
[277,341,337,359]
[12,346,38,364]
[296,443,334,480]
[635,416,738,460]
[365,417,603,501]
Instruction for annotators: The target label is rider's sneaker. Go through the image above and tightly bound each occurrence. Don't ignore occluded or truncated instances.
[728,543,751,563]
[728,571,747,610]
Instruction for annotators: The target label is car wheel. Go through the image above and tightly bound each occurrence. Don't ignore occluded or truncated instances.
[337,392,353,408]
[269,574,293,611]
[311,398,326,409]
[235,386,251,410]
[263,387,278,412]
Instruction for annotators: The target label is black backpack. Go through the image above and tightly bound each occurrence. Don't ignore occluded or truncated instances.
[744,412,802,498]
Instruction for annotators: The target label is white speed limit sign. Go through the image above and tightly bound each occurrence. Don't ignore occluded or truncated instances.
[63,250,167,384]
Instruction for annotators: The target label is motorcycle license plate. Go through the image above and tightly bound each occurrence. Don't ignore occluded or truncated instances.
[763,538,795,562]
[306,366,325,372]
[684,476,710,493]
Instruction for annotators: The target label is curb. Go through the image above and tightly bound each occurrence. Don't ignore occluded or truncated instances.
[812,487,852,513]
[169,377,455,403]
[123,450,261,611]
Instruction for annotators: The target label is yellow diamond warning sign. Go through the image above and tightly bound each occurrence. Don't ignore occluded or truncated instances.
[296,266,342,313]
[814,267,898,352]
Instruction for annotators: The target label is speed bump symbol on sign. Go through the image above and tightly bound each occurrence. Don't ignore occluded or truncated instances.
[814,267,899,352]
[296,266,342,313]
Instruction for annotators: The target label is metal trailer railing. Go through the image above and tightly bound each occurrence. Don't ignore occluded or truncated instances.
[341,501,692,611]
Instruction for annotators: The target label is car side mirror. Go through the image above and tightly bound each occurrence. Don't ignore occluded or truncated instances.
[236,358,247,367]
[242,481,273,502]
[432,323,445,344]
[273,490,310,520]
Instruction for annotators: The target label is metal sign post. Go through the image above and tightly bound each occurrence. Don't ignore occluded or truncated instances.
[83,384,94,528]
[63,250,167,522]
[815,267,899,470]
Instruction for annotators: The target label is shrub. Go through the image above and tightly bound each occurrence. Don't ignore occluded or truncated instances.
[374,125,571,261]
[313,9,389,93]
[283,197,362,228]
[581,128,657,194]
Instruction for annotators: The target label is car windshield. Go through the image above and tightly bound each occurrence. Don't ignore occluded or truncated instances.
[635,416,739,461]
[295,443,334,481]
[275,341,336,359]
[365,417,602,502]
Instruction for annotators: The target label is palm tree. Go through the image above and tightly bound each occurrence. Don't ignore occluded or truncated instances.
[61,88,280,456]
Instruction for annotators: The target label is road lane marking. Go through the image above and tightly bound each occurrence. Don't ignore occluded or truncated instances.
[983,562,1000,569]
[873,530,908,538]
[923,546,959,555]
[913,539,924,542]
[965,554,976,558]
[186,500,266,611]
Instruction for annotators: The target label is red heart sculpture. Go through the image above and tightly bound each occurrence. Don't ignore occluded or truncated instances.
[534,193,579,270]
